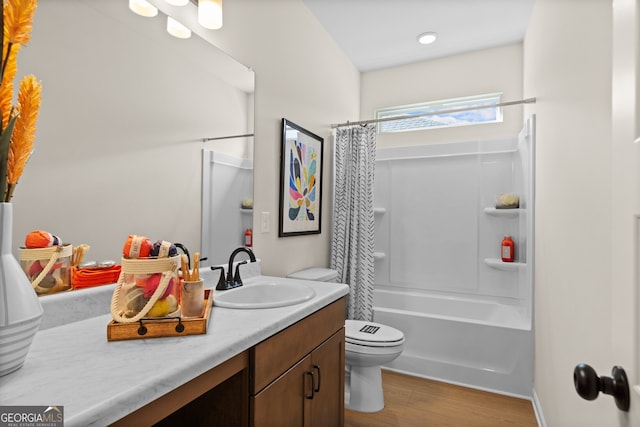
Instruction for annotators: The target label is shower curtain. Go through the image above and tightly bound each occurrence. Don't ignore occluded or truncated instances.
[330,125,376,321]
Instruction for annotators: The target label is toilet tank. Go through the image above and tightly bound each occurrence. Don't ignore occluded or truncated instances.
[287,268,339,283]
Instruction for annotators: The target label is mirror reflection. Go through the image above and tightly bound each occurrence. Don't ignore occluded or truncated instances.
[14,0,254,267]
[201,137,254,267]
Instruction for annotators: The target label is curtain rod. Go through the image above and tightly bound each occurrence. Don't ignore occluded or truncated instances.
[331,97,537,129]
[202,133,254,142]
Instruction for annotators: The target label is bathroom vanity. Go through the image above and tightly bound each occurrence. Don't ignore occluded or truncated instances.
[0,273,348,426]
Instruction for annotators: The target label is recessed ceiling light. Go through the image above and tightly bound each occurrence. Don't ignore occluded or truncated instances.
[417,32,438,45]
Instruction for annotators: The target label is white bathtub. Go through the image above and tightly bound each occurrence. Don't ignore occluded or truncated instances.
[373,287,533,398]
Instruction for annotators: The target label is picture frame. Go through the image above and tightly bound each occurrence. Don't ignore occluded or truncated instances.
[279,119,324,237]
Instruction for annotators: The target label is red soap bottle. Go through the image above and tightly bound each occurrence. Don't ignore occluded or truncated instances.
[244,229,253,247]
[501,235,514,262]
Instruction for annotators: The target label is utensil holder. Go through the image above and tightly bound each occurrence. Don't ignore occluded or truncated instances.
[181,279,204,318]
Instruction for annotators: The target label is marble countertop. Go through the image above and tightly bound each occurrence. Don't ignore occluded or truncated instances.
[0,268,349,427]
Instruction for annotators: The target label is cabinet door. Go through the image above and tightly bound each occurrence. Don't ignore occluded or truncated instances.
[310,329,345,427]
[252,355,313,427]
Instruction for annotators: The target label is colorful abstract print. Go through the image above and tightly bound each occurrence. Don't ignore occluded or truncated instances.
[288,139,318,222]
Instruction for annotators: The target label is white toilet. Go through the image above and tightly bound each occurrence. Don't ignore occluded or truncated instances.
[287,268,405,413]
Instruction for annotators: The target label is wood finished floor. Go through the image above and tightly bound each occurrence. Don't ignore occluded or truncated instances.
[345,370,538,427]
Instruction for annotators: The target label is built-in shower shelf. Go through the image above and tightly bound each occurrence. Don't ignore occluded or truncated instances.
[483,207,524,217]
[240,208,253,215]
[373,207,387,215]
[484,258,526,271]
[373,252,386,260]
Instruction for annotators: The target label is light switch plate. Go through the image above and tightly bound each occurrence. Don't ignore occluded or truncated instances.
[261,212,270,233]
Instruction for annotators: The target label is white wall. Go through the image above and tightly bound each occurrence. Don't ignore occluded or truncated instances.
[361,43,523,148]
[201,0,360,276]
[12,0,359,275]
[523,0,614,425]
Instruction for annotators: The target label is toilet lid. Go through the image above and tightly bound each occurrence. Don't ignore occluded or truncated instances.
[287,268,338,282]
[345,320,404,347]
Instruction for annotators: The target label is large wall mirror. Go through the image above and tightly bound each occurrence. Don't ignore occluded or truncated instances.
[13,0,254,268]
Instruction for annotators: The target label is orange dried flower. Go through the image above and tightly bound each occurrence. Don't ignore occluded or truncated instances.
[7,74,40,185]
[0,0,40,202]
[0,44,19,128]
[4,0,37,45]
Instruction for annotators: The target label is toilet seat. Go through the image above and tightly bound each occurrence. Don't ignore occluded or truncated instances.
[345,320,405,348]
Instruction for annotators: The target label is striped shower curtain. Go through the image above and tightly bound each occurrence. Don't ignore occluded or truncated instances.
[330,124,376,321]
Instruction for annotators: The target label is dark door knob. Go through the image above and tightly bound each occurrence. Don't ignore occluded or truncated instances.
[573,363,630,412]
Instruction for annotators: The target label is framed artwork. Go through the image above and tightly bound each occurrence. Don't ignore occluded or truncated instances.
[279,119,323,237]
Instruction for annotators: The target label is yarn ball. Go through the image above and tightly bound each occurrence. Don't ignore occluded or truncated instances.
[27,260,44,277]
[125,287,147,314]
[27,258,65,279]
[147,298,170,317]
[45,259,67,272]
[141,273,175,299]
[122,235,153,258]
[149,240,178,258]
[25,230,62,248]
[166,294,178,313]
[38,275,61,290]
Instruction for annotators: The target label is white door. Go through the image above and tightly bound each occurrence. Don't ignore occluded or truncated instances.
[576,0,640,424]
[611,0,640,424]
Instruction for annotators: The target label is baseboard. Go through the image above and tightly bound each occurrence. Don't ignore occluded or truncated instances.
[532,388,547,427]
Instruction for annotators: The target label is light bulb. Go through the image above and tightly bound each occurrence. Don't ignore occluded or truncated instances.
[167,16,192,39]
[129,0,158,17]
[198,0,223,30]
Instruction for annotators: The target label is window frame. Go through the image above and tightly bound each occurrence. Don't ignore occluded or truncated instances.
[375,92,504,134]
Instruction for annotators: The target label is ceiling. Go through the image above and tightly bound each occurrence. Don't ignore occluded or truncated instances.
[302,0,535,72]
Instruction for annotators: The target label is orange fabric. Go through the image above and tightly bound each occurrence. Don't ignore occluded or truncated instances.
[71,265,121,289]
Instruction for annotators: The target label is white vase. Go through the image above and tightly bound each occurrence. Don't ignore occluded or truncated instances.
[0,202,43,376]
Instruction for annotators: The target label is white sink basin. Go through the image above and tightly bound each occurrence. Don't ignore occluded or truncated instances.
[214,281,316,309]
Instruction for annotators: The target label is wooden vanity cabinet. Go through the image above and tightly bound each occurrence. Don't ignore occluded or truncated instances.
[109,297,346,427]
[111,351,250,427]
[250,298,346,427]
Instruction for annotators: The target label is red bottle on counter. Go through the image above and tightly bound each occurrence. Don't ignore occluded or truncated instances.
[501,235,515,262]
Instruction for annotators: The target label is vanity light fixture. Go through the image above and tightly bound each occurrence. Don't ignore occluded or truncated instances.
[129,0,158,17]
[198,0,223,30]
[417,32,438,45]
[167,16,192,38]
[166,0,189,5]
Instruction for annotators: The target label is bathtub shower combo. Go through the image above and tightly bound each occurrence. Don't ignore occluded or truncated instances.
[373,116,535,398]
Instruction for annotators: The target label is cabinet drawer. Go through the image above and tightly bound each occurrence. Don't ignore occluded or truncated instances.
[251,297,346,393]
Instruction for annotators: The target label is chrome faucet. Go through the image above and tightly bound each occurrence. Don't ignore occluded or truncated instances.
[212,247,256,290]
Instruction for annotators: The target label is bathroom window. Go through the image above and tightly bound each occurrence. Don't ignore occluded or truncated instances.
[376,92,503,133]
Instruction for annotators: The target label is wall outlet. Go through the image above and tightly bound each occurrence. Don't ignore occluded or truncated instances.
[261,211,270,233]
